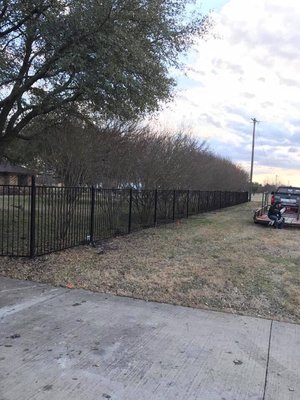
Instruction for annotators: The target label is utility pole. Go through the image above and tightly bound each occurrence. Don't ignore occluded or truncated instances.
[249,117,259,201]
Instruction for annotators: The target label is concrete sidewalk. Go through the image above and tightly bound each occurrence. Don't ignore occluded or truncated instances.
[0,277,299,400]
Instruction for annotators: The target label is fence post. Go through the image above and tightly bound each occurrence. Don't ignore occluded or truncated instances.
[186,190,189,218]
[154,189,158,226]
[128,188,133,233]
[89,186,95,244]
[29,175,36,258]
[206,192,209,211]
[172,190,176,221]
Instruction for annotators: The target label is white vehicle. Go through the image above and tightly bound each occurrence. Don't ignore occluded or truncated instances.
[271,186,300,209]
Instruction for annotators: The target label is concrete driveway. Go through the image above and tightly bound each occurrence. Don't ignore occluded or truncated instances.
[0,277,299,400]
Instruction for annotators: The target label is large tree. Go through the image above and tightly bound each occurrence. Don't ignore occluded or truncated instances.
[0,0,210,153]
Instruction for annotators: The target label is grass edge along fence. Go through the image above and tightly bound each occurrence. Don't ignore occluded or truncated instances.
[0,177,248,257]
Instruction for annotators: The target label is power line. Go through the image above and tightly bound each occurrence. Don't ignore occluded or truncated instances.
[255,127,274,186]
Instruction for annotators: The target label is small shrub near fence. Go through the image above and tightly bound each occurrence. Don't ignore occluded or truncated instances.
[0,179,248,257]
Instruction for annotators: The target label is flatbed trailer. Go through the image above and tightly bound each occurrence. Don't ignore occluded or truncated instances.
[253,192,300,228]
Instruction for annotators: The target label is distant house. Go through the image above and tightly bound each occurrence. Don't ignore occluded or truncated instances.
[0,163,33,186]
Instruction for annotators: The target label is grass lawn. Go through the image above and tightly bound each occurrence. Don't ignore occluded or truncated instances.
[1,197,300,324]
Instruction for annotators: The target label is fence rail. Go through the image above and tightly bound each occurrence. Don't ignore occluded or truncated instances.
[0,180,248,257]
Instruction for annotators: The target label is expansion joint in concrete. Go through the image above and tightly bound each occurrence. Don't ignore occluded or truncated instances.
[262,319,274,400]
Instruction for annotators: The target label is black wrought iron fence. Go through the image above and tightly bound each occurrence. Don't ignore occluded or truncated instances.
[0,179,248,257]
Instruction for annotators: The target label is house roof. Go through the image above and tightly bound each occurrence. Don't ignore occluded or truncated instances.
[0,162,34,175]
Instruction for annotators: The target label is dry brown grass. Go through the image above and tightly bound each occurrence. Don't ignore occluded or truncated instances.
[1,198,300,323]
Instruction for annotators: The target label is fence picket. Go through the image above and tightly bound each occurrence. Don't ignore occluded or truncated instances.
[0,184,248,257]
[89,186,95,244]
[128,188,133,234]
[29,176,36,258]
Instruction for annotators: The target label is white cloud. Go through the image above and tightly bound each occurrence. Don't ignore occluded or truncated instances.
[155,0,300,185]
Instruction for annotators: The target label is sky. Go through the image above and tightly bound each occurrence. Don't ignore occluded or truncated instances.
[154,0,300,186]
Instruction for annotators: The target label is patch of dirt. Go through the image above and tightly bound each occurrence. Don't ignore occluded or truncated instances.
[0,199,300,323]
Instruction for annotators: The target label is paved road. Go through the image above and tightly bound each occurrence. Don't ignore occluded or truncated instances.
[0,277,299,400]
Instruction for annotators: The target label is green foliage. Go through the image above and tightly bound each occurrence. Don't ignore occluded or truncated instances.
[0,0,211,151]
[251,181,262,194]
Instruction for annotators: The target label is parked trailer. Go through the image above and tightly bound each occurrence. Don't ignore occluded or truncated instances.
[253,192,300,228]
